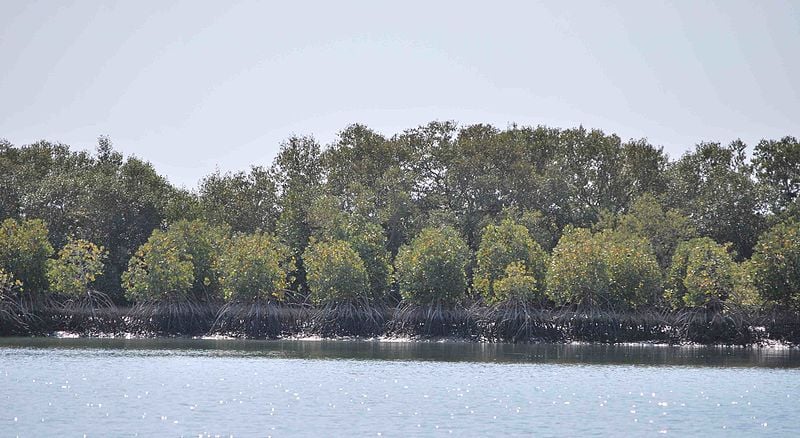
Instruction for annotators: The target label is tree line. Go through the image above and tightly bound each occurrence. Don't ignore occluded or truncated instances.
[1,123,798,315]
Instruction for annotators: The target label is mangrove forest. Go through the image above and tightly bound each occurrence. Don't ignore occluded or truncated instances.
[1,123,799,344]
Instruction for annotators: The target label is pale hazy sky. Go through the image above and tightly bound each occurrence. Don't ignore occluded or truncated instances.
[1,0,798,188]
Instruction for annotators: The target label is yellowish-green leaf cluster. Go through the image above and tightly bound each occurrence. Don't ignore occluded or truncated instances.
[395,226,469,305]
[606,193,697,271]
[122,230,195,301]
[0,268,21,295]
[750,220,800,308]
[546,226,662,310]
[308,196,393,299]
[46,238,106,297]
[304,239,369,304]
[602,230,663,308]
[122,220,229,302]
[217,233,289,302]
[729,260,763,310]
[0,218,54,293]
[493,261,538,304]
[474,218,547,304]
[666,237,735,309]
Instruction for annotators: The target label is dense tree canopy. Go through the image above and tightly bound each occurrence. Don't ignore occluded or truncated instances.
[121,229,194,302]
[0,138,193,298]
[753,136,800,212]
[492,261,541,304]
[307,197,393,300]
[273,136,324,297]
[597,193,697,272]
[666,141,765,259]
[199,166,279,234]
[1,122,798,312]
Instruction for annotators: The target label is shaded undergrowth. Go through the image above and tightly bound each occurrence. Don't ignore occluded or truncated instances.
[1,297,799,345]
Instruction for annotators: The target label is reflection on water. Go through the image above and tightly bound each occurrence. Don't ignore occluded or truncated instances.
[1,337,798,368]
[1,338,798,436]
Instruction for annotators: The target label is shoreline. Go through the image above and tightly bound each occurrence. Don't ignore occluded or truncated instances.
[4,301,799,347]
[32,330,796,349]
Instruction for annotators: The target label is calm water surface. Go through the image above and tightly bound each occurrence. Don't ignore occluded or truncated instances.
[1,338,799,437]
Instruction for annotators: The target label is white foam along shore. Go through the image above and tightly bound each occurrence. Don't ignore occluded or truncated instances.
[43,330,798,349]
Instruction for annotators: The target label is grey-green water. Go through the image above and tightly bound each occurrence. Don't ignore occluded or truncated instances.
[1,338,799,437]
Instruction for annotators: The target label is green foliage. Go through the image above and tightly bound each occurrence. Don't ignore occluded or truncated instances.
[546,228,605,307]
[320,125,419,256]
[0,218,54,292]
[122,220,229,302]
[395,226,470,305]
[345,221,393,299]
[474,218,547,304]
[304,239,369,304]
[122,230,194,302]
[0,268,22,297]
[322,124,402,209]
[199,166,278,233]
[0,138,201,299]
[603,193,697,271]
[492,261,540,303]
[2,127,797,316]
[308,197,393,299]
[46,239,107,297]
[666,238,736,309]
[546,227,662,309]
[307,195,351,240]
[753,136,799,211]
[729,260,763,310]
[601,231,664,307]
[667,141,765,259]
[517,210,560,252]
[273,136,324,295]
[545,128,667,227]
[750,220,800,308]
[217,233,289,302]
[166,220,230,297]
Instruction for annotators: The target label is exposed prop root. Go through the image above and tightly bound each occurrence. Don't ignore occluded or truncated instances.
[0,290,33,336]
[669,307,755,345]
[210,301,308,339]
[756,306,800,344]
[126,300,218,336]
[389,303,478,338]
[1,291,796,345]
[43,290,124,335]
[480,302,563,342]
[551,306,673,344]
[310,300,386,337]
